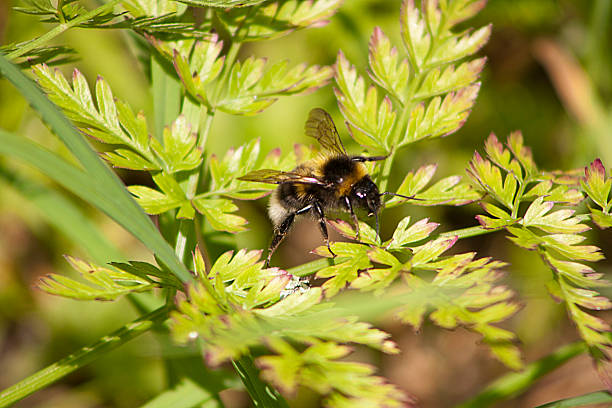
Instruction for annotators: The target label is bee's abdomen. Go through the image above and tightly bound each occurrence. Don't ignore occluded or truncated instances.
[268,183,309,227]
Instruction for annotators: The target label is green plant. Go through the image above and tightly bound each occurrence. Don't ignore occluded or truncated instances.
[1,0,611,407]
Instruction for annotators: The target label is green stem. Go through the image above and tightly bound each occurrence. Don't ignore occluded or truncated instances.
[175,108,215,266]
[7,0,122,60]
[535,391,612,408]
[0,306,168,407]
[455,341,587,408]
[152,55,181,140]
[57,0,66,24]
[438,225,501,240]
[378,6,449,193]
[288,258,334,277]
[511,177,527,219]
[233,355,289,408]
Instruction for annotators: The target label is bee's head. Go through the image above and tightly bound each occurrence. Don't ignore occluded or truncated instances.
[351,177,381,216]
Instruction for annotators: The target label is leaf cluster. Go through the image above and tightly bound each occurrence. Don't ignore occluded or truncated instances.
[335,0,489,156]
[469,133,612,363]
[171,248,408,407]
[38,256,182,301]
[171,34,333,115]
[582,158,612,228]
[15,0,208,38]
[16,0,605,406]
[311,216,522,369]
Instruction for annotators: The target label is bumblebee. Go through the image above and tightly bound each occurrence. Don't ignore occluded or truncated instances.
[239,108,402,266]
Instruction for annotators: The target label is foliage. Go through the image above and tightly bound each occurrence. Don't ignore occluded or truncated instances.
[171,248,407,406]
[2,0,612,407]
[334,0,489,164]
[468,133,611,367]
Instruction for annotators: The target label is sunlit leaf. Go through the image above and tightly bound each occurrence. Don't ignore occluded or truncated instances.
[38,256,156,301]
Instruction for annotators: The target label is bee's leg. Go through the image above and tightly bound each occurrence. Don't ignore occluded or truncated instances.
[265,204,313,267]
[352,155,387,162]
[313,201,336,258]
[344,196,360,240]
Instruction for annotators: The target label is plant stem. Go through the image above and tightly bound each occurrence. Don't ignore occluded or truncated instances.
[175,107,215,266]
[438,225,501,240]
[0,306,168,407]
[455,340,587,408]
[7,0,122,60]
[233,355,290,408]
[288,258,333,277]
[534,391,612,408]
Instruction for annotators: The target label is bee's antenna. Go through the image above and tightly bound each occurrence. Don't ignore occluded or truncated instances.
[379,192,425,201]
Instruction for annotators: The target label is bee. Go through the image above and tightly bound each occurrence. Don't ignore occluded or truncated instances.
[238,108,412,266]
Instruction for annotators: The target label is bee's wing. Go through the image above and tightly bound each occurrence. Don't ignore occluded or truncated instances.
[304,108,347,155]
[238,169,326,185]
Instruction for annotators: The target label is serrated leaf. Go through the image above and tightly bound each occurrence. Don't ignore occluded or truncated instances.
[414,175,481,206]
[193,198,248,233]
[335,51,395,152]
[541,234,604,262]
[590,207,612,229]
[429,24,491,67]
[507,131,537,177]
[445,0,487,26]
[32,64,159,169]
[258,339,405,405]
[110,260,184,291]
[129,172,194,218]
[173,35,224,107]
[386,217,439,250]
[410,236,458,267]
[386,164,436,206]
[523,181,584,205]
[328,219,379,245]
[256,287,323,318]
[216,0,342,41]
[582,158,611,212]
[468,151,517,210]
[151,115,203,173]
[402,83,480,145]
[38,256,155,301]
[414,58,485,100]
[544,254,610,289]
[177,0,267,7]
[217,57,332,115]
[104,149,160,171]
[476,214,515,229]
[483,133,523,180]
[314,243,372,298]
[521,197,590,234]
[352,248,404,293]
[398,256,522,369]
[368,27,410,104]
[400,0,431,72]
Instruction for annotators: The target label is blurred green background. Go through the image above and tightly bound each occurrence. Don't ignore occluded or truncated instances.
[1,0,612,407]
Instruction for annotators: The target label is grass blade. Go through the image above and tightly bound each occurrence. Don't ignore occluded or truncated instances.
[233,355,290,408]
[0,54,191,282]
[152,56,181,140]
[456,341,587,408]
[0,306,168,407]
[0,165,124,263]
[140,378,224,408]
[534,391,612,407]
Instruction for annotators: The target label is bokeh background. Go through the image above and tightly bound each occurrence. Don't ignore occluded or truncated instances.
[1,0,612,407]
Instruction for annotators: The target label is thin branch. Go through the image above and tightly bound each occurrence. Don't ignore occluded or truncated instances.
[0,306,168,407]
[7,0,122,60]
